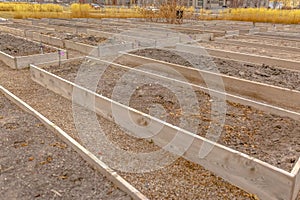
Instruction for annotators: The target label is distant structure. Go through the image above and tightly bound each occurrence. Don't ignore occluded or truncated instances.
[102,0,270,8]
[14,0,273,8]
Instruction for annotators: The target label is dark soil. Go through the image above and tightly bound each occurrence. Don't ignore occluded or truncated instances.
[42,58,300,172]
[0,93,130,200]
[50,23,94,29]
[0,33,56,56]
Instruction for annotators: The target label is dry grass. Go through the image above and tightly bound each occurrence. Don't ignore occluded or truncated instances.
[1,2,299,24]
[70,3,90,18]
[90,6,143,18]
[0,2,63,12]
[200,8,300,24]
[140,5,195,23]
[0,3,144,19]
[0,2,67,19]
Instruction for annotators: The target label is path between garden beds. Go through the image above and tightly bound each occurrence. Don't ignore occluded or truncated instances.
[0,92,130,200]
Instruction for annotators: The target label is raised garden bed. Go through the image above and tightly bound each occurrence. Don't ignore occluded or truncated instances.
[0,33,55,56]
[132,48,300,91]
[0,33,66,69]
[229,35,300,48]
[40,31,107,46]
[39,57,300,172]
[198,41,300,61]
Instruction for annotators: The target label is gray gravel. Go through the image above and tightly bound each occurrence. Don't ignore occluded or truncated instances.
[0,92,131,200]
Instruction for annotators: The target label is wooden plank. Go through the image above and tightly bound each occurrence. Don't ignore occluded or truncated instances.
[225,30,240,37]
[16,50,67,69]
[117,53,300,114]
[98,43,134,57]
[64,40,95,55]
[0,85,148,200]
[30,65,295,200]
[292,158,300,200]
[0,51,16,69]
[177,43,300,72]
[34,56,85,68]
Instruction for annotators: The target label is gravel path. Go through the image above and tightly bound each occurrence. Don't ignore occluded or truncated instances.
[0,60,260,199]
[0,33,55,56]
[0,92,130,200]
[132,48,300,91]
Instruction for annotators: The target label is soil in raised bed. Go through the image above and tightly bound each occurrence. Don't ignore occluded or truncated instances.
[229,35,300,48]
[41,31,107,46]
[51,23,95,29]
[0,92,130,200]
[2,23,50,31]
[198,41,300,61]
[131,48,300,91]
[42,58,300,172]
[257,31,300,39]
[0,33,56,56]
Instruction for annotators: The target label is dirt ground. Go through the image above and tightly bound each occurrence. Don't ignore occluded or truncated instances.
[0,33,56,56]
[0,93,130,200]
[1,19,300,199]
[132,48,300,91]
[42,58,300,173]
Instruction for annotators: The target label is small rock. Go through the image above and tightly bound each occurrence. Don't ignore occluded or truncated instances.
[254,70,270,77]
[5,45,14,51]
[286,157,296,163]
[238,71,245,76]
[271,138,280,142]
[273,124,282,129]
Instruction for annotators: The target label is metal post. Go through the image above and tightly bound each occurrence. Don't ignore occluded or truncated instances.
[58,49,61,67]
[40,43,44,54]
